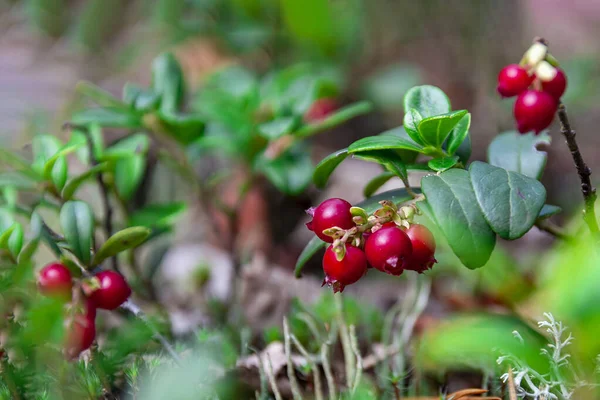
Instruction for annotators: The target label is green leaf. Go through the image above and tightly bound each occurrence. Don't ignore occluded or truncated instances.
[32,134,62,174]
[70,124,104,164]
[92,226,151,266]
[455,131,472,165]
[129,203,187,228]
[469,161,546,240]
[488,131,551,179]
[537,204,561,221]
[295,101,372,138]
[446,112,471,155]
[417,110,468,148]
[0,149,40,179]
[256,147,313,195]
[61,163,109,200]
[152,53,185,113]
[18,239,39,264]
[114,156,146,200]
[428,156,459,172]
[403,108,425,145]
[415,313,549,374]
[380,126,421,164]
[313,148,349,188]
[0,224,17,249]
[363,172,395,198]
[8,224,23,257]
[403,85,451,118]
[60,201,95,265]
[42,143,81,179]
[421,169,496,269]
[72,108,142,128]
[348,135,424,154]
[103,133,150,160]
[123,83,161,113]
[294,236,326,277]
[294,188,415,276]
[258,117,297,140]
[158,112,205,145]
[353,150,407,181]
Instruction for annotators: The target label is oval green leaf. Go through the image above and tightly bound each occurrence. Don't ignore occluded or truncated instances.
[71,107,142,129]
[403,108,425,145]
[114,156,146,201]
[152,53,185,113]
[60,201,95,265]
[421,169,496,269]
[488,131,551,179]
[403,85,451,118]
[61,163,109,201]
[417,109,467,148]
[129,203,187,228]
[92,226,151,266]
[415,313,549,374]
[313,148,349,189]
[446,112,471,155]
[8,224,23,257]
[537,204,561,221]
[469,161,546,240]
[102,133,150,160]
[348,135,424,154]
[427,156,459,172]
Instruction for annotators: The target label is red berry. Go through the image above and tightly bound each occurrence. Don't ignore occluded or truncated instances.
[37,263,73,300]
[513,90,557,134]
[65,300,96,359]
[89,271,131,310]
[322,244,367,293]
[497,64,533,97]
[306,198,355,243]
[305,98,338,123]
[404,224,437,273]
[541,68,567,100]
[364,226,412,276]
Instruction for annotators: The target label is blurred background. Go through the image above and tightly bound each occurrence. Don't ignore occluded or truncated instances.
[2,1,600,396]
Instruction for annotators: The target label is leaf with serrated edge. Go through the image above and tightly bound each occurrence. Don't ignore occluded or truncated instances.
[421,169,495,269]
[469,161,546,240]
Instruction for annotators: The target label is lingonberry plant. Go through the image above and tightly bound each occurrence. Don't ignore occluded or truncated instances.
[296,39,594,297]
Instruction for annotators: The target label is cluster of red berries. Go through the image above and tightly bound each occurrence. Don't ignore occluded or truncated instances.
[37,263,131,358]
[306,198,437,293]
[497,49,567,134]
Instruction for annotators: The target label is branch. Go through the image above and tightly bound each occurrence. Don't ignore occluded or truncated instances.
[557,103,600,235]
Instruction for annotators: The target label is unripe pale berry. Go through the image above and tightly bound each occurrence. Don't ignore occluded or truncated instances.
[541,68,567,100]
[364,226,412,276]
[89,271,131,310]
[306,198,355,243]
[322,244,367,293]
[403,224,437,273]
[513,90,557,134]
[304,98,338,123]
[497,64,533,97]
[37,263,73,300]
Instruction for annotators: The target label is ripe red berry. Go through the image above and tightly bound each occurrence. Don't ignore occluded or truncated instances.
[404,224,437,273]
[364,226,412,276]
[304,98,338,123]
[89,271,131,310]
[65,300,96,359]
[306,198,355,243]
[541,68,567,100]
[322,244,367,293]
[37,263,73,300]
[513,90,557,134]
[497,64,533,97]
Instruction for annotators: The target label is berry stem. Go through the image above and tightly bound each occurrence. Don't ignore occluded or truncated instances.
[556,103,600,236]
